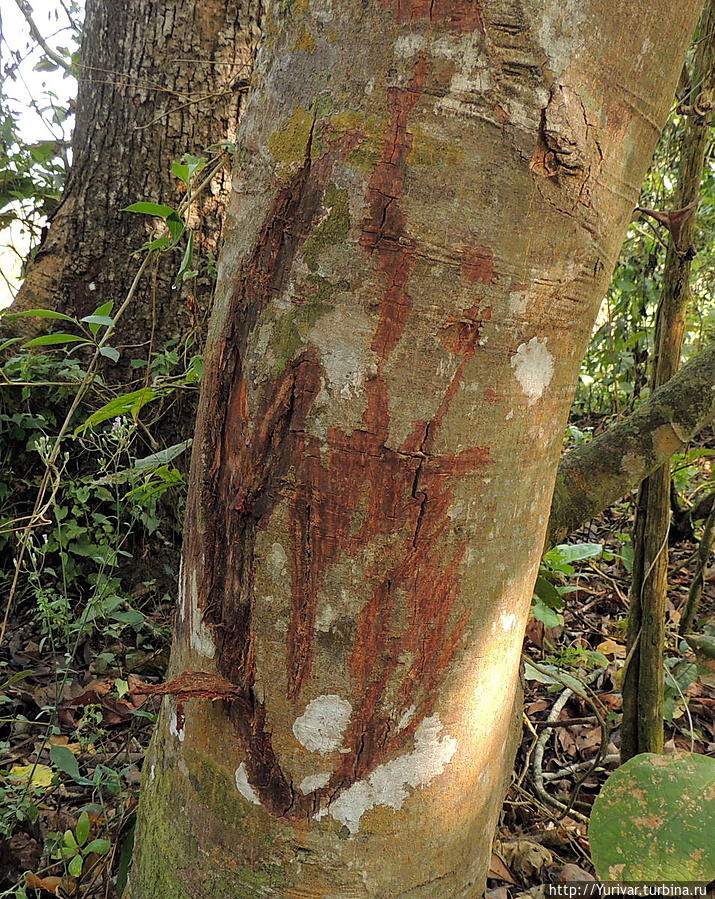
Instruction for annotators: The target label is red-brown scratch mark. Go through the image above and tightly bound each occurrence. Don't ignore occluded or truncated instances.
[382,0,485,33]
[361,55,427,360]
[182,70,496,820]
[461,245,495,284]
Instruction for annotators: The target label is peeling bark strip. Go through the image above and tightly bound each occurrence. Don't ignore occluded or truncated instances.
[381,0,485,32]
[133,672,242,701]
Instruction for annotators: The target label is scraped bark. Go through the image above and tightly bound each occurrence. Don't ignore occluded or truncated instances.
[127,1,702,895]
[548,341,715,549]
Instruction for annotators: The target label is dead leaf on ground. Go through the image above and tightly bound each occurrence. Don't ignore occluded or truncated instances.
[489,850,516,883]
[596,638,626,658]
[25,873,74,895]
[500,839,554,880]
[553,863,596,884]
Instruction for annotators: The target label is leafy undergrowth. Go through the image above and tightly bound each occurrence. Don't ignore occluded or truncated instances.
[489,436,715,897]
[0,431,713,897]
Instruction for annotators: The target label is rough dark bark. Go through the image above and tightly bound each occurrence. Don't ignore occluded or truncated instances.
[621,0,715,762]
[548,341,715,549]
[7,0,260,440]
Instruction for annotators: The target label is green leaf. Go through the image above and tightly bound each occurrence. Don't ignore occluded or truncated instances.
[544,542,603,567]
[76,811,90,846]
[522,661,588,697]
[99,346,121,363]
[23,334,88,348]
[589,753,715,881]
[684,634,715,688]
[172,154,207,185]
[533,575,565,611]
[123,202,176,218]
[3,308,77,323]
[141,236,171,251]
[81,314,115,329]
[73,388,162,435]
[175,231,195,284]
[92,301,114,318]
[27,140,60,164]
[110,609,145,628]
[531,597,563,628]
[165,211,185,244]
[172,162,191,184]
[63,829,78,849]
[84,838,111,855]
[663,657,697,722]
[132,440,191,470]
[115,820,135,896]
[34,58,59,72]
[68,853,83,877]
[50,743,83,783]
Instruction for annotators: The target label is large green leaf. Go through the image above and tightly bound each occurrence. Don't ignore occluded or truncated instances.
[23,333,88,348]
[544,542,603,567]
[589,753,715,881]
[73,387,162,435]
[123,201,176,218]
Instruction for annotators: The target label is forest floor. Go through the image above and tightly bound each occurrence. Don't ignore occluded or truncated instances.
[0,450,713,897]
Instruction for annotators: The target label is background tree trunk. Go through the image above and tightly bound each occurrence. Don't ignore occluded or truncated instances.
[7,0,260,441]
[127,1,703,896]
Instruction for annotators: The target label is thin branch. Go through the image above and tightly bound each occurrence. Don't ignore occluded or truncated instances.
[13,0,73,74]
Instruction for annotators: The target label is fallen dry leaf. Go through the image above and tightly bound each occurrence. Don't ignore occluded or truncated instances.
[596,638,626,658]
[489,850,516,883]
[553,863,596,884]
[500,839,553,880]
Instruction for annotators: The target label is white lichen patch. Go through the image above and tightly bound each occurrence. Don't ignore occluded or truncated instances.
[534,1,584,79]
[168,710,185,743]
[190,597,216,659]
[299,772,331,794]
[268,541,288,583]
[508,288,529,315]
[510,337,554,405]
[315,603,337,632]
[235,763,262,805]
[317,715,457,834]
[308,307,376,411]
[395,33,425,58]
[177,558,185,623]
[501,612,517,632]
[293,695,353,754]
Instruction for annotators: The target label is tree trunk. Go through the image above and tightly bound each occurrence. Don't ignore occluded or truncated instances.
[8,0,260,440]
[621,0,715,761]
[127,1,702,895]
[548,341,715,549]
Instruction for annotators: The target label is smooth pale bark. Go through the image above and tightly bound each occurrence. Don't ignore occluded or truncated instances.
[548,341,715,549]
[622,0,714,761]
[7,0,259,439]
[128,1,702,896]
